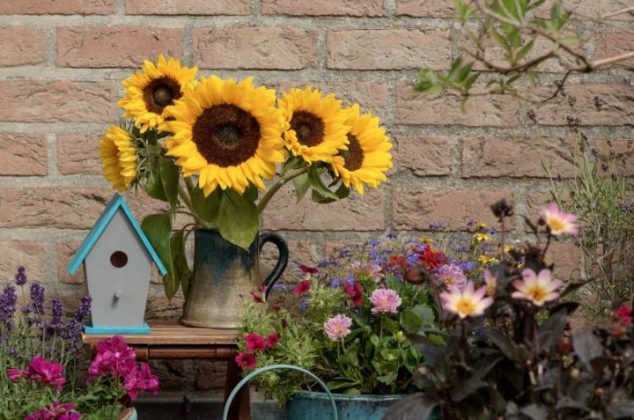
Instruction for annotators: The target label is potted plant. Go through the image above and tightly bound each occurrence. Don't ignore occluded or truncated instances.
[0,267,158,419]
[387,200,634,419]
[235,231,498,419]
[98,55,393,328]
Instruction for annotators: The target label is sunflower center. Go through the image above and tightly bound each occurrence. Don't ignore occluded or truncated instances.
[342,134,364,171]
[143,77,182,114]
[192,104,261,167]
[290,111,325,147]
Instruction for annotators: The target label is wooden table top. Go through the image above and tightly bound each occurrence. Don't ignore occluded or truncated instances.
[81,320,240,346]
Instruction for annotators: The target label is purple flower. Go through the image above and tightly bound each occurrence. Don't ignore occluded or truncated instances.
[74,295,91,322]
[370,288,402,314]
[435,264,468,291]
[29,282,45,314]
[330,277,341,288]
[460,261,477,272]
[367,239,381,247]
[24,356,66,391]
[0,284,17,321]
[15,266,27,286]
[323,314,353,341]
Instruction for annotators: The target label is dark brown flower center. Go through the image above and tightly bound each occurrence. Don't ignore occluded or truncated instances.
[191,104,260,167]
[143,77,182,114]
[290,111,325,147]
[342,134,364,171]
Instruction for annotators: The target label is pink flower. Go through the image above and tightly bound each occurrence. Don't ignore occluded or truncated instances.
[512,268,563,306]
[265,332,280,348]
[25,402,79,420]
[323,314,353,341]
[370,288,402,314]
[244,333,267,352]
[298,264,318,274]
[6,367,22,382]
[616,305,633,326]
[440,281,493,319]
[483,269,497,297]
[539,202,578,236]
[124,362,159,399]
[436,264,468,291]
[344,280,363,306]
[24,356,66,391]
[235,353,256,370]
[293,279,312,296]
[88,335,136,380]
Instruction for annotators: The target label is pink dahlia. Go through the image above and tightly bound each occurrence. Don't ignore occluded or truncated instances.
[440,281,493,319]
[370,288,402,314]
[323,314,353,341]
[539,202,578,236]
[435,264,468,291]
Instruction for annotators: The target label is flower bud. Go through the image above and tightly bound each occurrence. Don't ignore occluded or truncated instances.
[557,337,572,354]
[569,368,581,380]
[595,387,604,397]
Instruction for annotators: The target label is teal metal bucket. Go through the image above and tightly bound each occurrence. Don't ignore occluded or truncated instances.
[287,391,403,420]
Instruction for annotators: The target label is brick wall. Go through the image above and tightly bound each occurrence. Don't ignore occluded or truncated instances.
[0,0,632,394]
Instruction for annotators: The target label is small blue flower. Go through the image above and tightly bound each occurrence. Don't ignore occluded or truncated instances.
[330,278,341,288]
[460,261,477,272]
[368,239,380,247]
[386,231,397,239]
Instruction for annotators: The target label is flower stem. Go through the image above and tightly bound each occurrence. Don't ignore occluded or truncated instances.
[256,166,309,213]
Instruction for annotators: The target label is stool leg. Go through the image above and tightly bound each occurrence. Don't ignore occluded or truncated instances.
[225,358,251,420]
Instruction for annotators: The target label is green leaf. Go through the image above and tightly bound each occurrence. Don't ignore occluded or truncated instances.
[308,167,339,202]
[216,189,259,249]
[401,310,424,333]
[412,304,435,326]
[243,184,259,202]
[573,331,603,371]
[171,230,192,298]
[141,213,178,298]
[144,166,167,201]
[159,156,180,208]
[292,172,310,202]
[515,39,535,62]
[190,187,221,224]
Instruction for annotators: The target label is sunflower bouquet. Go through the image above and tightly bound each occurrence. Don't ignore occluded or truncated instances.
[99,55,393,298]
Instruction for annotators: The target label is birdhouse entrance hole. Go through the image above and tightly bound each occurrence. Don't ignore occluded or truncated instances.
[110,251,128,268]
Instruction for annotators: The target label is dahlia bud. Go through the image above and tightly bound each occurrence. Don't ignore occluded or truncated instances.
[569,368,581,380]
[557,337,572,354]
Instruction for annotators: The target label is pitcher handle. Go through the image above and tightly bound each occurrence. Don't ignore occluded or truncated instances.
[259,232,289,297]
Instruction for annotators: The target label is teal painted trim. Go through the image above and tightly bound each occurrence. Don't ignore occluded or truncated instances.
[67,193,167,276]
[222,364,338,420]
[84,322,151,335]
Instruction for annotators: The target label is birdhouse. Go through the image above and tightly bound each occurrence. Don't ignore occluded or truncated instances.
[68,193,167,334]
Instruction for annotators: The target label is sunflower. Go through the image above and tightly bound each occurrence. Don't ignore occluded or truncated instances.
[279,86,349,163]
[330,104,392,194]
[118,54,198,133]
[99,126,138,192]
[163,76,286,196]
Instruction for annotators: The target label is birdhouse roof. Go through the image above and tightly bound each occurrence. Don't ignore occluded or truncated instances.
[67,193,168,276]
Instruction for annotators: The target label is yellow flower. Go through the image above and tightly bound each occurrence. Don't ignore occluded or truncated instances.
[473,232,492,242]
[99,126,138,192]
[279,86,349,163]
[164,76,285,196]
[478,255,499,265]
[511,268,563,306]
[330,104,393,195]
[118,54,198,133]
[504,245,513,254]
[439,282,493,319]
[418,236,434,244]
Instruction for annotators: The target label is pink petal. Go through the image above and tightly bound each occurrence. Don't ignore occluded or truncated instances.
[536,269,552,284]
[473,285,487,300]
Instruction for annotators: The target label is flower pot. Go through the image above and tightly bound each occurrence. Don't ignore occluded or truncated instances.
[119,407,137,420]
[286,391,406,420]
[181,228,289,329]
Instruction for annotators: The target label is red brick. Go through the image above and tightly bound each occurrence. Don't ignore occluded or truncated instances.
[393,135,451,176]
[57,132,101,175]
[0,0,115,14]
[594,32,634,67]
[462,137,576,178]
[526,191,561,223]
[57,26,183,68]
[397,0,453,17]
[0,80,117,123]
[58,240,84,284]
[0,27,46,66]
[597,139,634,176]
[193,28,317,70]
[278,80,389,117]
[397,83,519,127]
[393,189,514,230]
[0,241,48,283]
[531,84,634,126]
[0,133,48,176]
[327,29,450,70]
[126,0,250,15]
[560,0,634,21]
[546,241,581,281]
[262,186,384,231]
[0,188,167,229]
[263,0,385,16]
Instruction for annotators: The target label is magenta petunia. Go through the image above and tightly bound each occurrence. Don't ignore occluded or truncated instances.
[6,367,22,382]
[244,333,267,352]
[293,279,312,296]
[124,362,159,399]
[344,280,363,306]
[25,402,79,420]
[616,305,633,326]
[24,356,66,391]
[369,288,402,314]
[265,332,280,348]
[235,353,256,370]
[298,264,318,274]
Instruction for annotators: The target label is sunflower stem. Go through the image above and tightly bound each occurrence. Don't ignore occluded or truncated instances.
[256,166,309,213]
[177,184,208,227]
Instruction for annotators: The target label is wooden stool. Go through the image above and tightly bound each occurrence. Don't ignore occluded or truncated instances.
[82,321,249,420]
